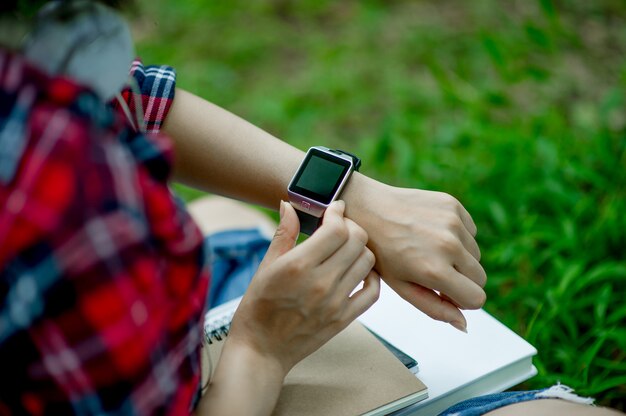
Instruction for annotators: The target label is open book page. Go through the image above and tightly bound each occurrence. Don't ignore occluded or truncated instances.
[202,320,427,416]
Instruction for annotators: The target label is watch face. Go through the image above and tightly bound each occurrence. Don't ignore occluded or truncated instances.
[289,148,352,204]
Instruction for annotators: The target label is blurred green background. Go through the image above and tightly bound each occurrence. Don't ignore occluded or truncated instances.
[133,0,626,409]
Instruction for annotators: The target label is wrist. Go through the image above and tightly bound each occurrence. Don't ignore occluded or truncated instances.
[342,172,389,230]
[224,336,289,381]
[202,336,287,415]
[342,173,400,266]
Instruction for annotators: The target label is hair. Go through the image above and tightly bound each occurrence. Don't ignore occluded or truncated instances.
[0,1,130,17]
[0,0,134,49]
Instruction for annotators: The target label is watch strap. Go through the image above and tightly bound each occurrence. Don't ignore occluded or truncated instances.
[335,149,361,171]
[295,208,323,235]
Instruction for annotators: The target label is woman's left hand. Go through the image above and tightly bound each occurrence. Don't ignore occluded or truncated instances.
[345,177,487,333]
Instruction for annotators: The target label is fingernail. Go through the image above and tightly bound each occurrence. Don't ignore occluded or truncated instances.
[279,200,285,220]
[451,320,468,333]
[335,200,345,213]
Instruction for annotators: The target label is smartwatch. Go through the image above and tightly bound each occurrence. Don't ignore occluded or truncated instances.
[288,146,361,235]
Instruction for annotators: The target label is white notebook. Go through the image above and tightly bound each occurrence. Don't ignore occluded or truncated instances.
[358,282,538,415]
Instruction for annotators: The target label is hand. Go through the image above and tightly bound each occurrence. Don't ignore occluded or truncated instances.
[346,178,486,332]
[227,200,381,375]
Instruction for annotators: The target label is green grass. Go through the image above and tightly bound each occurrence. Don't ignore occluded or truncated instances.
[133,0,626,409]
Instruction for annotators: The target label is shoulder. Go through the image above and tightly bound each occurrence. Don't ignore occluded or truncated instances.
[0,50,203,277]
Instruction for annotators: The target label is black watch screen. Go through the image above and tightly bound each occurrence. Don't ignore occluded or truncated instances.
[289,148,352,204]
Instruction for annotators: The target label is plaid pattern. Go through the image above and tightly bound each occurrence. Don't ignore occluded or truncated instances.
[117,60,177,134]
[0,50,209,415]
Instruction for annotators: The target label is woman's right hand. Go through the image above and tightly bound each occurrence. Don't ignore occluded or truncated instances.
[227,200,381,376]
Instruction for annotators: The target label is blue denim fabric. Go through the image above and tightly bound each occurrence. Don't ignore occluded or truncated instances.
[439,389,549,415]
[439,383,594,415]
[205,228,271,309]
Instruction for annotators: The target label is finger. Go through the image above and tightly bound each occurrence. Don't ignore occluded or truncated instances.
[335,247,376,298]
[262,201,300,263]
[319,219,369,282]
[457,202,477,237]
[385,278,468,332]
[434,267,486,310]
[457,224,481,261]
[343,270,381,321]
[290,200,349,264]
[441,293,460,308]
[454,250,487,288]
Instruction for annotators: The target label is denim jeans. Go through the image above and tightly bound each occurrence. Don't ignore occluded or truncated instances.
[205,228,270,309]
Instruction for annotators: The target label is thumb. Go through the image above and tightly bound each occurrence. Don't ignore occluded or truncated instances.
[263,201,300,263]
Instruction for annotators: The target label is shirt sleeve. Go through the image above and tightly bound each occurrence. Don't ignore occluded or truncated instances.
[115,60,177,134]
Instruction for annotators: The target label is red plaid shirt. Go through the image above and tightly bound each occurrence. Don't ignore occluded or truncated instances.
[0,50,209,415]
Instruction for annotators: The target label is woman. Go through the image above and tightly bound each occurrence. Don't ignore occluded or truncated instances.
[0,1,619,415]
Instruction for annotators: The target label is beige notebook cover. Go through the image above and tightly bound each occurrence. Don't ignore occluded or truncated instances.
[202,321,428,416]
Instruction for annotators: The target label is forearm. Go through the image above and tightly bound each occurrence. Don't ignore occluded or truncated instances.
[163,88,301,208]
[196,339,286,416]
[162,88,380,214]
